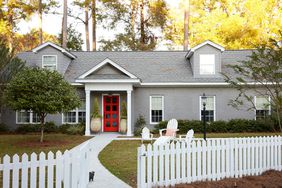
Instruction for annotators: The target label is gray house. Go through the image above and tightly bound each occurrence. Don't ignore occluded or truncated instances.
[2,41,271,136]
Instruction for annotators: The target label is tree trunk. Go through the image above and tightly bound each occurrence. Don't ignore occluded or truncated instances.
[40,114,45,143]
[183,0,190,50]
[140,0,145,49]
[91,0,96,51]
[38,0,43,44]
[62,0,68,48]
[85,2,90,51]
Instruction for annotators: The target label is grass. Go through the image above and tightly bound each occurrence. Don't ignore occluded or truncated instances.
[0,133,92,187]
[99,132,282,187]
[0,133,91,158]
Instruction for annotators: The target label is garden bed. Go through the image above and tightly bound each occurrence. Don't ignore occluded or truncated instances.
[176,170,282,188]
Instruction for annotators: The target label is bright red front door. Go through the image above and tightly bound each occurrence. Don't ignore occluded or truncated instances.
[103,95,119,132]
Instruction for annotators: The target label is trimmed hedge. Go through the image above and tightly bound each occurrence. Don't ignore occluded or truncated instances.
[154,119,277,134]
[0,123,9,133]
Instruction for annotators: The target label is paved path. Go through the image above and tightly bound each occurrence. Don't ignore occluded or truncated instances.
[87,133,132,188]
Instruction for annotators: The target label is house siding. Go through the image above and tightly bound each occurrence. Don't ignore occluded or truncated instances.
[133,87,254,129]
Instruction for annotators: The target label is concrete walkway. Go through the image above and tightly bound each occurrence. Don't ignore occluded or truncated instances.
[87,133,132,188]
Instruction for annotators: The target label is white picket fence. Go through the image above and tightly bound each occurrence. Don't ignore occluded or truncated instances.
[137,136,282,188]
[0,138,93,188]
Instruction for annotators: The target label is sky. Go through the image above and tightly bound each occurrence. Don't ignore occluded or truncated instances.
[18,0,181,50]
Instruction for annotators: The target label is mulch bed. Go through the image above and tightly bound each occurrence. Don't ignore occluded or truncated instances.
[175,170,282,188]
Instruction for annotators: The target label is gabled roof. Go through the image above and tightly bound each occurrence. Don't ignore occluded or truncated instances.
[78,58,138,79]
[186,40,225,58]
[32,42,76,59]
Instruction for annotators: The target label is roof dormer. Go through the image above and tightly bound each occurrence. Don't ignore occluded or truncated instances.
[186,40,225,78]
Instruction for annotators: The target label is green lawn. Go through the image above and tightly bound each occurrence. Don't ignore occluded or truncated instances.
[0,133,91,158]
[99,132,282,187]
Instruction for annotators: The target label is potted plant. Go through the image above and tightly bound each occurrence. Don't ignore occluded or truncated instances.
[120,100,127,133]
[90,97,102,132]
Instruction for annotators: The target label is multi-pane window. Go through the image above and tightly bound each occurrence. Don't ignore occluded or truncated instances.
[200,96,215,122]
[199,54,215,75]
[63,99,86,124]
[255,96,270,120]
[42,55,57,71]
[150,96,164,124]
[16,110,40,124]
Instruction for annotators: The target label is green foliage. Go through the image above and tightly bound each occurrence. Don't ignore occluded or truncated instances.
[154,119,277,134]
[0,41,25,106]
[222,33,282,131]
[134,115,146,136]
[15,121,58,133]
[4,67,81,142]
[59,123,85,135]
[0,123,9,132]
[99,0,168,51]
[121,100,127,119]
[92,97,101,118]
[57,24,83,50]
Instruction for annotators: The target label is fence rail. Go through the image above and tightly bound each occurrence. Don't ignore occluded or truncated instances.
[137,136,282,188]
[0,139,93,188]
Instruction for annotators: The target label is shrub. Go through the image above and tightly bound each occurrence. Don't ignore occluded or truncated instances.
[0,123,9,132]
[66,124,84,135]
[154,118,277,134]
[44,121,58,133]
[59,123,85,135]
[15,121,58,133]
[92,97,101,118]
[134,115,146,136]
[121,100,127,119]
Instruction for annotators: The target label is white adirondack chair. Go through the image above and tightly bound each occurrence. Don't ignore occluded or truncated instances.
[141,127,154,143]
[179,129,194,143]
[154,119,179,146]
[159,119,179,136]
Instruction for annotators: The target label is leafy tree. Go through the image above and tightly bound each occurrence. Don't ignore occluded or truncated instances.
[165,0,282,50]
[99,0,168,51]
[222,33,282,131]
[14,29,59,53]
[4,67,81,142]
[0,41,25,109]
[58,25,84,50]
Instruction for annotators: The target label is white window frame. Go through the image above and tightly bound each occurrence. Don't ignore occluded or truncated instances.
[16,110,41,124]
[199,95,216,121]
[42,55,57,71]
[149,95,164,124]
[62,99,86,124]
[254,96,271,120]
[199,54,215,75]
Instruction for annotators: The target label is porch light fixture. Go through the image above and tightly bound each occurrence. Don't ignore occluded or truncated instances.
[202,93,207,141]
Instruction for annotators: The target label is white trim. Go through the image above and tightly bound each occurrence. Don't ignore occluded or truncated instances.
[62,99,86,124]
[78,58,138,79]
[254,95,271,120]
[32,42,76,59]
[186,40,225,58]
[16,110,41,124]
[42,55,57,71]
[149,95,164,125]
[199,95,216,121]
[75,79,140,83]
[101,94,121,133]
[141,82,228,86]
[199,54,216,75]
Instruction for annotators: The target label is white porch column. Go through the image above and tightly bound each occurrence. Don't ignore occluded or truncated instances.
[127,90,133,136]
[85,90,91,136]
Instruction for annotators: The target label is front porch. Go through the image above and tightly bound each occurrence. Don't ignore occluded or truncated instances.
[84,83,133,136]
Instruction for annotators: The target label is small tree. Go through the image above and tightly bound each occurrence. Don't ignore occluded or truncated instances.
[121,100,127,119]
[222,33,282,131]
[91,97,101,118]
[4,67,81,142]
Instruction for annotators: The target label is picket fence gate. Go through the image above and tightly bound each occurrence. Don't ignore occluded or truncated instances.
[137,136,282,188]
[0,139,93,188]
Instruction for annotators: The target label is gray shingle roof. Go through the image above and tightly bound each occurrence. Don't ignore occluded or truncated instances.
[18,49,253,83]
